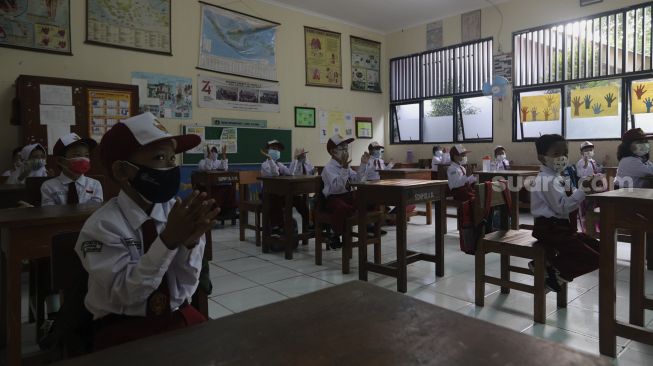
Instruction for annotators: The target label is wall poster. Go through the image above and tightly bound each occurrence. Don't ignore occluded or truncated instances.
[304,26,342,88]
[87,89,132,141]
[0,0,71,54]
[350,36,381,93]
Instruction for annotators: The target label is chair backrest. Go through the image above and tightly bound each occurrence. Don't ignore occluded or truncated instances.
[25,176,53,207]
[51,231,85,292]
[473,181,511,229]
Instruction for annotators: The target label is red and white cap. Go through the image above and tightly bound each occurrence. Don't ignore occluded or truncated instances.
[53,132,97,156]
[368,141,384,150]
[451,144,471,156]
[326,133,354,152]
[266,140,285,150]
[99,112,200,173]
[580,141,594,150]
[20,143,46,161]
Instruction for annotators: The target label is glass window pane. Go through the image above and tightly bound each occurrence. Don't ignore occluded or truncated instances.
[565,79,622,139]
[517,89,562,139]
[423,98,454,143]
[632,77,653,133]
[393,103,420,142]
[459,95,493,140]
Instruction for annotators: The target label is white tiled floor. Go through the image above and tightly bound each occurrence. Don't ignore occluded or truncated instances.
[15,208,653,364]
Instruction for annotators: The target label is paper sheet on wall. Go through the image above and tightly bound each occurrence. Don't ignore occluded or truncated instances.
[318,109,354,143]
[40,105,75,125]
[569,86,619,119]
[46,125,71,154]
[520,94,561,122]
[185,126,206,154]
[40,85,72,105]
[631,81,653,114]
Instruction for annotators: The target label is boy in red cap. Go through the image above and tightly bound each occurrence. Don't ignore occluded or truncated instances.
[615,128,653,188]
[75,112,218,350]
[447,144,477,201]
[321,134,369,246]
[41,132,103,206]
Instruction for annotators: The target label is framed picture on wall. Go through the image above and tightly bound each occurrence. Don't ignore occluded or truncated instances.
[295,107,316,128]
[304,26,342,88]
[355,117,373,139]
[0,0,72,55]
[580,0,602,6]
[86,0,172,55]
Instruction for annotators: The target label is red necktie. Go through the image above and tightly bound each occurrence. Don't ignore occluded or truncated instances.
[142,219,171,317]
[302,163,306,175]
[67,181,79,204]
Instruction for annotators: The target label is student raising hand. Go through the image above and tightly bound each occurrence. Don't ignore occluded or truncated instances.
[361,151,371,165]
[160,190,220,249]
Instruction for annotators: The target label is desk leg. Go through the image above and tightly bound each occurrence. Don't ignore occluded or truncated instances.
[239,185,248,242]
[599,213,617,357]
[358,196,368,282]
[6,250,21,366]
[510,189,519,230]
[435,196,445,277]
[0,249,5,348]
[397,199,408,293]
[262,191,271,253]
[283,193,294,260]
[426,202,432,225]
[630,231,646,327]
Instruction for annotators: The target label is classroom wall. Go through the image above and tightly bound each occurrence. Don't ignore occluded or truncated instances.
[384,0,647,167]
[0,0,387,170]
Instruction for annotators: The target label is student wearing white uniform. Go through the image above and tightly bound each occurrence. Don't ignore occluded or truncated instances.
[530,134,599,293]
[198,145,228,171]
[360,141,393,181]
[288,148,314,175]
[447,144,477,201]
[492,146,510,171]
[75,112,217,350]
[2,146,23,177]
[41,133,103,206]
[615,128,653,189]
[431,145,450,172]
[197,145,237,213]
[575,141,602,178]
[261,140,291,177]
[6,143,49,184]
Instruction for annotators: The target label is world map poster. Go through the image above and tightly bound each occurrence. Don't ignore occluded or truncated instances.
[0,0,71,54]
[198,3,280,82]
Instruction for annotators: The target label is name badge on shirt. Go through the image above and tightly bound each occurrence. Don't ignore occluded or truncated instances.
[80,241,103,257]
[121,237,142,252]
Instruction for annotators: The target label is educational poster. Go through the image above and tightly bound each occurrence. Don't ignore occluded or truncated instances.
[87,89,131,141]
[198,3,279,81]
[520,93,561,122]
[0,0,71,54]
[131,72,192,119]
[631,81,653,114]
[185,126,206,154]
[569,86,619,119]
[198,74,280,112]
[318,109,354,143]
[426,20,443,50]
[305,27,342,88]
[184,126,237,155]
[350,36,381,93]
[86,0,171,54]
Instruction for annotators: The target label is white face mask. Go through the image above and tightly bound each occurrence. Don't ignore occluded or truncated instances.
[545,156,568,173]
[583,150,594,159]
[633,143,651,157]
[434,151,443,158]
[459,156,468,165]
[496,154,506,161]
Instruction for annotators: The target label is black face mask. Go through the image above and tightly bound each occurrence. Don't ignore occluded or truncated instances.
[127,162,180,203]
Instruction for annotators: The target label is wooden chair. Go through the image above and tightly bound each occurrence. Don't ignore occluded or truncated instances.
[473,182,567,324]
[313,183,384,274]
[238,171,263,246]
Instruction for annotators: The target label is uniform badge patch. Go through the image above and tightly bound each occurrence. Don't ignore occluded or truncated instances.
[121,237,142,251]
[81,241,103,257]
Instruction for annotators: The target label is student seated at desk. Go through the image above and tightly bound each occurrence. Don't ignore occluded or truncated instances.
[41,133,103,206]
[260,140,309,247]
[447,144,477,201]
[75,112,217,350]
[360,141,393,181]
[288,148,314,175]
[431,145,450,172]
[197,144,237,214]
[321,134,369,247]
[530,134,599,292]
[6,143,50,184]
[575,141,604,178]
[615,128,653,188]
[2,146,23,177]
[491,145,510,171]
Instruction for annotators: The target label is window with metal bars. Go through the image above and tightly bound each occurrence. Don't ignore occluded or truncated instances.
[390,38,493,144]
[512,2,653,141]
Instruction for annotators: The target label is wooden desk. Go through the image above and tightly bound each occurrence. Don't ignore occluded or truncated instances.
[0,203,100,365]
[57,281,610,366]
[259,176,319,259]
[378,169,433,224]
[0,184,26,209]
[590,189,653,356]
[352,179,448,292]
[477,170,539,230]
[432,163,477,181]
[603,166,618,191]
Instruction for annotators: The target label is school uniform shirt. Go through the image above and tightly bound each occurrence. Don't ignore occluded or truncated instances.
[431,154,452,172]
[575,158,599,178]
[75,190,205,320]
[198,158,228,171]
[2,169,13,177]
[261,159,291,177]
[6,166,47,184]
[360,158,393,181]
[321,158,365,197]
[615,156,653,188]
[530,165,585,220]
[288,159,314,175]
[447,161,476,190]
[41,174,103,206]
[495,158,510,171]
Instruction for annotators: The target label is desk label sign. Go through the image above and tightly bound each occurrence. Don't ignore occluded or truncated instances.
[217,176,239,183]
[414,191,435,201]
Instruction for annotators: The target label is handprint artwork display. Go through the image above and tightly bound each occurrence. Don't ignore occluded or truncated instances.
[569,86,619,118]
[632,82,653,114]
[520,93,561,123]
